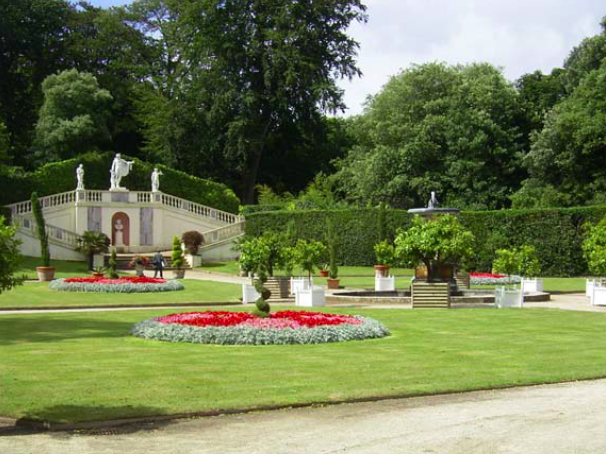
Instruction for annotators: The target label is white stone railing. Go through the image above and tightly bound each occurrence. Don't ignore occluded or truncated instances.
[13,215,82,249]
[159,193,242,224]
[6,189,242,226]
[6,190,76,216]
[203,221,245,246]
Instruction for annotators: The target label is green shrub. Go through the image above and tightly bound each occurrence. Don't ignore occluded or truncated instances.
[0,216,23,294]
[171,237,184,270]
[325,219,339,279]
[583,217,606,277]
[374,240,395,267]
[182,231,204,255]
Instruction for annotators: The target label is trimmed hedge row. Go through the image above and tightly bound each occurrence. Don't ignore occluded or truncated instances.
[245,206,606,276]
[1,152,240,213]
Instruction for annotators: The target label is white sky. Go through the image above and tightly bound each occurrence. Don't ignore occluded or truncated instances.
[88,0,605,115]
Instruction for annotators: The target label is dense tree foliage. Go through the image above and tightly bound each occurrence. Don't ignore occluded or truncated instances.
[332,62,525,209]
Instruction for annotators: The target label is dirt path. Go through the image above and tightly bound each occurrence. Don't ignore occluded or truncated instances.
[3,378,606,453]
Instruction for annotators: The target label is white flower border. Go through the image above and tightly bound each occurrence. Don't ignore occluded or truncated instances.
[131,315,390,345]
[49,278,185,293]
[470,275,521,285]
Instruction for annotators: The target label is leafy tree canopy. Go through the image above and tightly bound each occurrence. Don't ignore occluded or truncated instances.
[332,62,526,210]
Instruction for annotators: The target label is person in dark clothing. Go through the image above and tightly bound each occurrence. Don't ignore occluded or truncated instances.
[152,251,166,278]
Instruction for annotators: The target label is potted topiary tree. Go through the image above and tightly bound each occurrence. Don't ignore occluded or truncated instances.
[293,239,327,306]
[31,192,55,281]
[171,236,186,279]
[374,240,395,278]
[237,236,268,303]
[108,248,119,279]
[582,217,606,304]
[325,219,340,289]
[129,255,149,277]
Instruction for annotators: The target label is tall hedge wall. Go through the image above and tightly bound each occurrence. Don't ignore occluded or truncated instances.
[245,206,606,276]
[1,152,240,213]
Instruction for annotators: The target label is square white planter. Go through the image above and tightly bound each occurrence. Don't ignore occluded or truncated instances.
[185,254,202,268]
[587,279,597,298]
[495,287,523,308]
[290,277,312,296]
[522,278,543,293]
[242,284,260,304]
[592,286,606,306]
[375,275,395,291]
[295,286,326,307]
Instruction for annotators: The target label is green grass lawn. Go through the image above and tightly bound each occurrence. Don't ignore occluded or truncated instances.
[2,307,606,423]
[0,280,241,308]
[16,256,92,279]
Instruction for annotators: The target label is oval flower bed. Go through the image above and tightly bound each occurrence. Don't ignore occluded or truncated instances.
[49,276,185,293]
[470,272,521,286]
[131,310,390,345]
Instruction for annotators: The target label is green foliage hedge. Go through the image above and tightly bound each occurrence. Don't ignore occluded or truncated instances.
[245,206,606,276]
[1,152,240,213]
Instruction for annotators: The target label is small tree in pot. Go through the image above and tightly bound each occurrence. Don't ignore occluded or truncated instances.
[182,231,204,255]
[76,231,110,271]
[293,239,327,285]
[0,216,24,294]
[31,192,54,281]
[325,219,340,289]
[374,240,395,277]
[395,215,475,283]
[171,236,186,279]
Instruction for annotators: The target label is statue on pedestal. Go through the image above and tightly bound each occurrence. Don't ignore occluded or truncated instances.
[151,168,163,192]
[427,191,440,209]
[110,154,134,191]
[76,164,85,190]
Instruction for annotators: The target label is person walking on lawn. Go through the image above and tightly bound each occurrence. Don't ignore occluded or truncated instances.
[153,251,166,278]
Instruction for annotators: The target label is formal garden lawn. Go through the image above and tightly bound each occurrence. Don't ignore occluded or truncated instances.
[16,256,92,279]
[0,280,241,308]
[2,307,606,423]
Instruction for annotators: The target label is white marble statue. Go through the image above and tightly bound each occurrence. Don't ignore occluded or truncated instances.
[151,168,163,192]
[110,153,134,191]
[114,218,124,246]
[428,191,440,209]
[76,164,85,190]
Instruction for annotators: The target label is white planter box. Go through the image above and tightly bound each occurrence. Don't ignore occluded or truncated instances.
[290,277,312,296]
[295,286,326,307]
[185,254,202,268]
[587,279,597,298]
[242,284,261,304]
[495,287,523,308]
[522,278,543,293]
[592,286,606,306]
[375,275,395,291]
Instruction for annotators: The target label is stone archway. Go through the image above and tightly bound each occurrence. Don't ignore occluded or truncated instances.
[111,212,130,247]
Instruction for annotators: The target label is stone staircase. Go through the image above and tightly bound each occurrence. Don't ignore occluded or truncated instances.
[257,277,295,303]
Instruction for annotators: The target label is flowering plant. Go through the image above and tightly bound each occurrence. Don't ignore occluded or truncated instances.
[65,276,166,284]
[132,310,390,345]
[50,276,184,293]
[470,272,521,285]
[129,255,150,268]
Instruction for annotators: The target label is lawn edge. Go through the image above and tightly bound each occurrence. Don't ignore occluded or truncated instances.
[5,376,605,433]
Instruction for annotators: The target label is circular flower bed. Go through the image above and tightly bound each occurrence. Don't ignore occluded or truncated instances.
[49,276,185,293]
[470,272,521,286]
[131,310,390,345]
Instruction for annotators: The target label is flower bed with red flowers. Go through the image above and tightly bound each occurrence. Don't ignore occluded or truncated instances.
[49,276,185,293]
[470,272,520,286]
[131,310,390,345]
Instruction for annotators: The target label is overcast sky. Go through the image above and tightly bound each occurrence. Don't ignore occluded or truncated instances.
[87,0,605,115]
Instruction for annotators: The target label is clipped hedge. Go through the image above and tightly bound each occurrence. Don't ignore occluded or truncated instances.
[245,206,606,276]
[1,152,240,213]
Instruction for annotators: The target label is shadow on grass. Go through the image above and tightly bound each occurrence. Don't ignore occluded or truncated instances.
[0,317,136,345]
[5,404,173,436]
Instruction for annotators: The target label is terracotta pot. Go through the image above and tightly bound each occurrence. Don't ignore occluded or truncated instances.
[326,278,340,289]
[36,266,56,282]
[319,270,329,277]
[374,265,389,277]
[173,269,186,279]
[92,273,105,279]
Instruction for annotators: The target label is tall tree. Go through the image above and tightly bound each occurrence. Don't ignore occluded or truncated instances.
[34,69,113,163]
[332,62,526,209]
[172,0,367,203]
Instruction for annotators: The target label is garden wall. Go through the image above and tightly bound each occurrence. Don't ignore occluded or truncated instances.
[1,152,240,213]
[245,206,606,276]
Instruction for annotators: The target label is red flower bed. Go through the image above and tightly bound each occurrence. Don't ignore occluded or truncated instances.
[64,276,167,285]
[157,311,362,330]
[470,272,506,278]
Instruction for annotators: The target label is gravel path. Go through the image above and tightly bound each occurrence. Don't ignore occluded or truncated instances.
[3,379,606,453]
